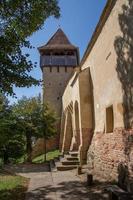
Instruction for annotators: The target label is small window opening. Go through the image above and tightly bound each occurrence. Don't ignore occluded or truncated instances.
[67,51,74,56]
[50,67,52,72]
[57,97,60,100]
[54,52,64,56]
[54,52,60,56]
[106,105,114,133]
[57,66,60,73]
[60,52,65,55]
[65,66,67,72]
[43,52,50,56]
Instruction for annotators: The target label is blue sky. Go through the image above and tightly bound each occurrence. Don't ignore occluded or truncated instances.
[9,0,107,104]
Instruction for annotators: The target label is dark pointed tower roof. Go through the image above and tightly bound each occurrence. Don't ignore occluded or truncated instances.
[38,28,78,51]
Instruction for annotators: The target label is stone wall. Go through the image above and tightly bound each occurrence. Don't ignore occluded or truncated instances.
[81,0,126,132]
[87,128,133,192]
[38,66,75,156]
[60,0,133,189]
[81,0,133,190]
[61,68,94,164]
[43,66,74,117]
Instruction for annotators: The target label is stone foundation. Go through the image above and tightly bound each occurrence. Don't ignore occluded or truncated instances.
[87,128,133,192]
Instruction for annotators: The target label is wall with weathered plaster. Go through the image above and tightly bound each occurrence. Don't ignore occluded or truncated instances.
[81,0,133,191]
[43,66,74,117]
[81,0,126,132]
[61,67,94,164]
[60,0,133,191]
[61,69,81,152]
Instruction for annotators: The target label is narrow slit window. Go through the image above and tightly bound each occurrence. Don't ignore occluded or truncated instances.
[50,67,52,72]
[65,66,67,72]
[57,66,60,73]
[106,105,114,133]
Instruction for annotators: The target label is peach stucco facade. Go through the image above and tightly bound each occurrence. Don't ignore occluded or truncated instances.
[59,0,133,191]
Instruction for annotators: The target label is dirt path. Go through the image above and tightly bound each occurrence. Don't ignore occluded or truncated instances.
[18,168,109,200]
[24,171,56,200]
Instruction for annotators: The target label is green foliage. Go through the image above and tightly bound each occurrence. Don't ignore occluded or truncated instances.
[0,159,3,168]
[0,0,60,95]
[13,95,42,137]
[0,93,57,163]
[0,93,25,163]
[42,104,57,139]
[12,95,57,162]
[13,95,57,139]
[2,135,25,162]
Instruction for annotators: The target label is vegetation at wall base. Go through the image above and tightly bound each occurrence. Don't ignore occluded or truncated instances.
[0,94,26,164]
[0,94,57,164]
[12,95,57,163]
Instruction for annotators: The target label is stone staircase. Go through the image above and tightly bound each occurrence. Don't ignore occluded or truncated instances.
[50,151,80,171]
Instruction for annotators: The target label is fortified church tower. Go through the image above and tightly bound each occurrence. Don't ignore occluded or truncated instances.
[38,28,79,135]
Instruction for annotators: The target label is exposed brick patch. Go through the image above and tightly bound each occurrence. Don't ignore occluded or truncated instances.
[87,128,133,192]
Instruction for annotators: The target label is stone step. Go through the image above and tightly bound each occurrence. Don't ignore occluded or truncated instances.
[57,165,78,171]
[54,158,59,162]
[62,160,79,166]
[69,151,79,157]
[66,156,79,161]
[59,154,64,160]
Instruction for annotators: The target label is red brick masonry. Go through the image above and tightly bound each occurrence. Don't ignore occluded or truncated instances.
[87,128,133,192]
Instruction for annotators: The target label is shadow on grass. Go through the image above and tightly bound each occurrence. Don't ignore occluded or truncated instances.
[0,185,27,200]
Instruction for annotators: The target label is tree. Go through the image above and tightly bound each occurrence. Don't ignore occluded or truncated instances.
[13,95,57,163]
[0,0,60,95]
[42,103,57,162]
[0,94,25,164]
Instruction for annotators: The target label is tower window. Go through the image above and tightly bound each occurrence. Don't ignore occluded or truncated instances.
[65,66,67,72]
[67,51,74,56]
[106,105,114,133]
[57,66,60,73]
[50,67,52,72]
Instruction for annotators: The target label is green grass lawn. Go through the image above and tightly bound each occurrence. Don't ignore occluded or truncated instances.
[0,170,29,200]
[32,149,60,163]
